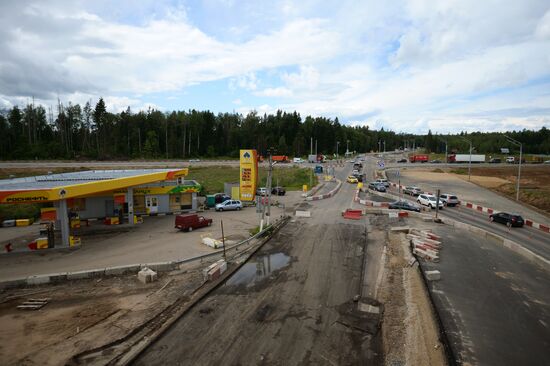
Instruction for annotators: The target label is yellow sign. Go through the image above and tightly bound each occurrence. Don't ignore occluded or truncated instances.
[303,185,308,192]
[239,149,258,201]
[357,182,363,189]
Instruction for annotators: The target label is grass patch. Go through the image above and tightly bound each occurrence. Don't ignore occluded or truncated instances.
[450,168,468,175]
[431,168,444,173]
[187,165,313,194]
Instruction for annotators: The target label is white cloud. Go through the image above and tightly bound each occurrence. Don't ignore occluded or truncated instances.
[255,87,292,97]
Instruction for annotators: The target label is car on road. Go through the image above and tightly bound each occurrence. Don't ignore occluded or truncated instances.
[215,199,243,211]
[175,214,212,232]
[368,182,386,192]
[439,194,460,207]
[489,212,524,227]
[374,178,389,187]
[403,186,423,196]
[271,186,286,196]
[397,158,407,163]
[417,194,444,209]
[430,159,442,163]
[388,200,421,212]
[293,157,304,163]
[489,158,501,163]
[506,157,515,164]
[347,175,358,183]
[544,160,550,164]
[256,187,268,196]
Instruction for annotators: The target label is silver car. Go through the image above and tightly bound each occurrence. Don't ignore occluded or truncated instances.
[215,200,243,211]
[439,194,460,207]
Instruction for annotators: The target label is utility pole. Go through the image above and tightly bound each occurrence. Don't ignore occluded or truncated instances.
[383,140,386,153]
[165,118,168,159]
[310,137,313,155]
[336,141,340,159]
[221,220,226,260]
[505,135,523,201]
[266,147,275,225]
[459,136,473,182]
[315,139,318,156]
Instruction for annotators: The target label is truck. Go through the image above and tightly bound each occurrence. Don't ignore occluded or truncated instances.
[175,214,212,232]
[448,154,486,163]
[308,154,325,163]
[409,154,429,163]
[272,155,289,163]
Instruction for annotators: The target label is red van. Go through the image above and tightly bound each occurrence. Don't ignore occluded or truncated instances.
[175,214,212,232]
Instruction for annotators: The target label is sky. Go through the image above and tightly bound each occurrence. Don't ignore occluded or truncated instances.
[0,0,549,134]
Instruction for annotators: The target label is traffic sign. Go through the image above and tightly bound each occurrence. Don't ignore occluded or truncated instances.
[377,160,385,168]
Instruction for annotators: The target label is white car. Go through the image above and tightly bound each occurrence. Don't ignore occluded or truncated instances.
[293,157,304,163]
[439,194,460,207]
[417,194,444,209]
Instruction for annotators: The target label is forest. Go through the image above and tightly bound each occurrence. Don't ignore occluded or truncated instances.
[0,98,548,159]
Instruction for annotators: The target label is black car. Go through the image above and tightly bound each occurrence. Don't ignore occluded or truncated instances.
[430,159,442,163]
[388,200,421,212]
[397,158,407,163]
[489,158,501,163]
[489,212,524,227]
[271,186,286,196]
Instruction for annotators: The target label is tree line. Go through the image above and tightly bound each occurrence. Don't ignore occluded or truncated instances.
[0,98,548,160]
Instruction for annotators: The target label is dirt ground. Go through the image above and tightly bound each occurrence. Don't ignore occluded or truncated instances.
[451,165,550,213]
[379,231,446,366]
[0,261,206,365]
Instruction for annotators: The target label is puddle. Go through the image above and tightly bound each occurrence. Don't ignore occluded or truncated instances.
[225,253,290,287]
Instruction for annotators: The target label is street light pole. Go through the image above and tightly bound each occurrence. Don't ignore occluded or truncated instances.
[336,141,340,159]
[459,136,473,182]
[505,135,523,201]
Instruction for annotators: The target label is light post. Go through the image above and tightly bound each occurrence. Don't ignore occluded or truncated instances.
[346,140,350,155]
[505,135,523,201]
[383,140,386,153]
[438,138,448,166]
[336,141,340,159]
[459,136,473,182]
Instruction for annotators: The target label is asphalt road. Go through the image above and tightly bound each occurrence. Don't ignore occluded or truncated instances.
[383,170,550,260]
[418,223,550,366]
[134,165,384,365]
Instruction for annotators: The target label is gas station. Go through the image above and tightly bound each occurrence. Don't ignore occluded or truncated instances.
[0,168,196,248]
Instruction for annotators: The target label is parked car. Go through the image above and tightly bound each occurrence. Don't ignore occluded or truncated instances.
[403,186,423,196]
[489,212,524,227]
[544,160,550,164]
[506,156,515,164]
[293,157,304,163]
[430,159,442,163]
[388,200,421,212]
[352,169,360,176]
[397,158,408,163]
[374,178,389,187]
[368,182,386,192]
[256,187,268,196]
[175,214,212,232]
[314,165,323,174]
[417,194,444,209]
[188,159,201,163]
[214,193,231,204]
[347,175,358,183]
[215,199,243,212]
[489,158,501,163]
[439,194,460,207]
[271,186,286,196]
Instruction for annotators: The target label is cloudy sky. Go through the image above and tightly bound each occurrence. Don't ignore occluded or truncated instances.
[1,0,549,133]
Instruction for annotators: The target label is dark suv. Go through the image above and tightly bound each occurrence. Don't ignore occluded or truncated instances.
[271,186,286,196]
[489,212,524,227]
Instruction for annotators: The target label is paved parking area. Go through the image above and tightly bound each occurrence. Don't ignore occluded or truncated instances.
[0,192,303,281]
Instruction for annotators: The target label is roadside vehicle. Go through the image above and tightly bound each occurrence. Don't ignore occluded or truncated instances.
[353,162,363,169]
[374,178,389,187]
[352,169,360,175]
[489,158,501,163]
[357,174,366,182]
[439,194,460,207]
[409,154,429,163]
[188,159,201,163]
[368,182,386,192]
[544,160,550,164]
[215,199,243,211]
[206,193,231,208]
[272,155,289,163]
[347,176,358,183]
[403,186,423,196]
[506,156,515,164]
[397,158,407,163]
[175,214,212,232]
[489,212,524,227]
[271,186,286,196]
[448,154,486,163]
[314,165,323,174]
[308,154,325,163]
[293,157,304,163]
[417,194,444,209]
[256,187,268,196]
[430,159,442,163]
[388,200,421,212]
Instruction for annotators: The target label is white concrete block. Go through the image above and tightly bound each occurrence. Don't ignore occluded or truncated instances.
[26,275,51,285]
[425,270,441,281]
[295,210,311,217]
[105,265,140,275]
[138,267,158,284]
[143,262,175,272]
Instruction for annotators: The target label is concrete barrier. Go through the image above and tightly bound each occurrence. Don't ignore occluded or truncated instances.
[305,179,342,201]
[26,274,51,285]
[342,209,362,220]
[142,262,176,272]
[105,264,141,275]
[295,210,311,218]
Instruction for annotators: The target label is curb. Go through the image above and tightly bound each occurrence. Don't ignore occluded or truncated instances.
[305,179,342,201]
